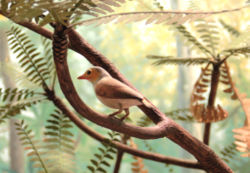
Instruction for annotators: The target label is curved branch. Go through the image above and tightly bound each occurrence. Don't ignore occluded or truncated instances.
[45,88,202,169]
[52,26,232,172]
[52,25,169,139]
[0,13,233,172]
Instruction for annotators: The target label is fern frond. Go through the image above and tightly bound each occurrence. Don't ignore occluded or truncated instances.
[69,0,127,24]
[71,6,246,27]
[0,97,44,124]
[220,61,240,100]
[7,0,46,23]
[41,37,56,86]
[220,143,237,163]
[43,109,75,172]
[233,127,250,157]
[130,139,148,173]
[223,46,250,57]
[190,64,211,105]
[147,55,211,66]
[226,28,250,49]
[219,19,240,37]
[44,109,75,155]
[15,120,49,173]
[87,131,119,173]
[195,20,220,56]
[190,63,229,122]
[7,26,50,87]
[220,61,250,129]
[72,11,206,27]
[165,108,194,122]
[0,88,35,103]
[175,25,212,56]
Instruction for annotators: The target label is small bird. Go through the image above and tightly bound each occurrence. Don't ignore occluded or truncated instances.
[77,66,148,121]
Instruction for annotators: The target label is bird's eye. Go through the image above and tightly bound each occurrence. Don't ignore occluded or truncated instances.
[86,70,91,75]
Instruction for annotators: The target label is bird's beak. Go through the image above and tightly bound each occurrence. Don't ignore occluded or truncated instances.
[77,74,86,80]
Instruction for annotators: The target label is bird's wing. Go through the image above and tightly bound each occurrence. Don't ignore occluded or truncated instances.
[95,77,143,101]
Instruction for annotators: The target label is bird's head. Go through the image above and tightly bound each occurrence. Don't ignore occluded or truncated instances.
[77,66,110,84]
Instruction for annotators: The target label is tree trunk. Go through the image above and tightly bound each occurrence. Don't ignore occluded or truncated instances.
[0,28,25,173]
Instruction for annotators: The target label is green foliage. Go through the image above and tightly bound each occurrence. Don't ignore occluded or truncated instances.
[41,37,54,78]
[195,20,220,56]
[15,120,49,173]
[0,88,34,102]
[15,110,76,173]
[43,109,75,173]
[87,131,119,173]
[220,143,237,164]
[2,0,126,26]
[223,46,250,58]
[175,24,211,56]
[147,55,211,66]
[0,88,44,124]
[7,26,50,87]
[165,109,194,122]
[0,100,41,124]
[219,20,240,37]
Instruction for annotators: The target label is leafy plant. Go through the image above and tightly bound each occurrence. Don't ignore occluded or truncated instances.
[0,88,45,124]
[15,120,49,173]
[87,131,119,173]
[43,109,76,173]
[7,26,50,87]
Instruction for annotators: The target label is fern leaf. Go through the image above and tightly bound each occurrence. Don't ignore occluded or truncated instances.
[7,26,50,87]
[219,19,240,37]
[220,143,238,162]
[71,6,246,27]
[175,25,212,56]
[190,64,228,122]
[195,20,220,56]
[165,108,194,122]
[87,131,119,173]
[147,55,211,66]
[42,109,76,172]
[0,88,35,103]
[233,127,250,157]
[41,37,56,85]
[223,46,250,58]
[15,120,49,172]
[0,97,44,124]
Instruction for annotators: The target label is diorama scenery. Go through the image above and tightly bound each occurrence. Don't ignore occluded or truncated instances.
[0,0,249,173]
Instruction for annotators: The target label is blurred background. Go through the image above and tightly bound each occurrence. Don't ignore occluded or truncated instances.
[0,0,249,172]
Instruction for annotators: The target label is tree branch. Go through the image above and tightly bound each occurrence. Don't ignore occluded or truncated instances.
[113,135,128,173]
[0,12,233,172]
[45,88,202,169]
[52,25,232,172]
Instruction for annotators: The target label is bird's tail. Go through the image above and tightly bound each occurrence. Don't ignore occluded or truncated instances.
[142,98,152,108]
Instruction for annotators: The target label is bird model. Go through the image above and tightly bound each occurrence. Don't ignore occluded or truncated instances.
[77,66,147,120]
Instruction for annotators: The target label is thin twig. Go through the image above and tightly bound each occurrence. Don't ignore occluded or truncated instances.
[113,135,129,173]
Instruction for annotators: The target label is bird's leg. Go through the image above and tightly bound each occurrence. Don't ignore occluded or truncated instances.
[120,108,130,121]
[109,103,123,117]
[108,109,123,117]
